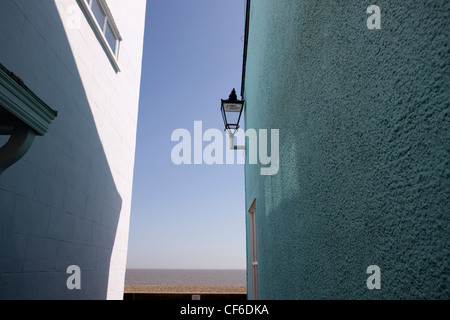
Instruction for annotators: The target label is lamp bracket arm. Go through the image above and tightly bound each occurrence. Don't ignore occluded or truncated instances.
[228,131,245,151]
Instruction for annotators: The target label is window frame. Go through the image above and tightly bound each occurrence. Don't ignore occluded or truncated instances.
[248,198,258,300]
[78,0,122,72]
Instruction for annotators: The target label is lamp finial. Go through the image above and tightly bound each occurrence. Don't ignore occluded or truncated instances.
[228,88,237,102]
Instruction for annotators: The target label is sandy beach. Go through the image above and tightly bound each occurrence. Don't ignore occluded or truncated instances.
[125,285,247,294]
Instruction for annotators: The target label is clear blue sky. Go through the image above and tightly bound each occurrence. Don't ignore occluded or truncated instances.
[126,0,247,270]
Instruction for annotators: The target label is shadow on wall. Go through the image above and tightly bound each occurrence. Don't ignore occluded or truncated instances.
[0,1,122,299]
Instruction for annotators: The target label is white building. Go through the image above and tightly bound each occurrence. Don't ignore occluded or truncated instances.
[0,0,146,299]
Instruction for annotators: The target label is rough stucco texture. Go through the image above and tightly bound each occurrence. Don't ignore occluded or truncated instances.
[244,0,449,299]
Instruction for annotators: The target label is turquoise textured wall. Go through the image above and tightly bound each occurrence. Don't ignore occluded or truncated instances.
[244,0,449,299]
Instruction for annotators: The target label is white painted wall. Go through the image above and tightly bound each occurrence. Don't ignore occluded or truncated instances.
[0,0,146,299]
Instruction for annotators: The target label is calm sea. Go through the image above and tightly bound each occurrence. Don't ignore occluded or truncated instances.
[125,269,247,287]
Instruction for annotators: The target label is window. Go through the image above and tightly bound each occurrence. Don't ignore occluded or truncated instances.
[80,0,122,71]
[248,199,258,300]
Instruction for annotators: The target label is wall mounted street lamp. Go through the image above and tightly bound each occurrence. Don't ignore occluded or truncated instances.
[221,88,245,150]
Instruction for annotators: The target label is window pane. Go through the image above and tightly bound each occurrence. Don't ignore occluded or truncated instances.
[91,0,105,29]
[105,22,117,53]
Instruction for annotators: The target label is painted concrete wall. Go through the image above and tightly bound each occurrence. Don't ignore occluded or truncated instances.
[0,0,146,299]
[244,0,449,299]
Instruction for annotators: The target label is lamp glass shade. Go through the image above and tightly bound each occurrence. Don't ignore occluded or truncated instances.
[221,89,244,132]
[221,100,243,131]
